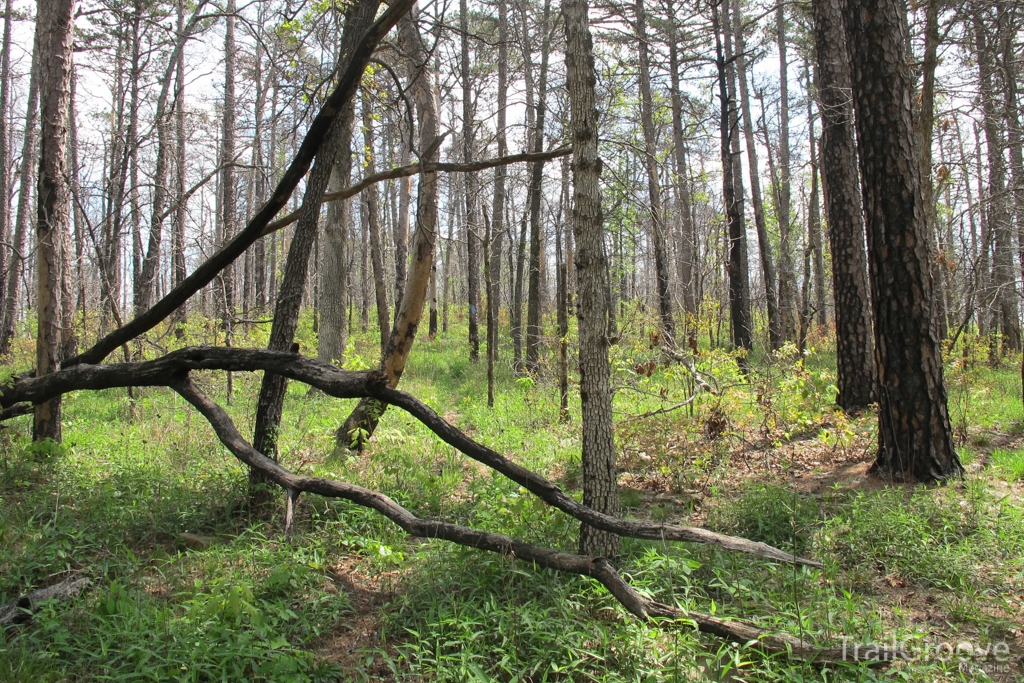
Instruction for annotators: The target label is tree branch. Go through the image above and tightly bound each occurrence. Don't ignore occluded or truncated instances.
[0,346,816,568]
[61,0,418,368]
[258,146,572,237]
[169,374,892,664]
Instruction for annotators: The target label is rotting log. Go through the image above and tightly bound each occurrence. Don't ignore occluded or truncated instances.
[0,576,91,627]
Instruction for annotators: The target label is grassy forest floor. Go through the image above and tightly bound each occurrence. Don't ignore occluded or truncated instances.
[1,307,1023,682]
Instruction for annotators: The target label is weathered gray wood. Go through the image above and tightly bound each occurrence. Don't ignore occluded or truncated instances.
[0,576,90,627]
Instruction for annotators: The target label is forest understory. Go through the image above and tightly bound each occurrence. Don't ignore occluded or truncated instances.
[1,311,1022,683]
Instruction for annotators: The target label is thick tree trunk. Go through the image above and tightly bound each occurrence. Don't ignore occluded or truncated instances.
[812,0,876,412]
[317,142,352,365]
[845,0,962,481]
[338,8,440,448]
[634,0,674,341]
[33,0,75,441]
[563,0,620,557]
[731,0,779,349]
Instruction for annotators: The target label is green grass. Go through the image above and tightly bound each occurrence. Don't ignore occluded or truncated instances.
[991,448,1024,482]
[1,310,1022,681]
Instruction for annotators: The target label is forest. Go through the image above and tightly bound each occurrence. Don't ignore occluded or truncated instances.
[0,0,1023,678]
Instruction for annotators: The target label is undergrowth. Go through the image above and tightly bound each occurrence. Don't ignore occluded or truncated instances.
[0,311,1022,681]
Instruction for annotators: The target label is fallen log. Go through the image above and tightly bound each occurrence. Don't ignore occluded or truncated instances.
[171,375,895,663]
[0,576,91,627]
[0,349,897,661]
[0,347,817,568]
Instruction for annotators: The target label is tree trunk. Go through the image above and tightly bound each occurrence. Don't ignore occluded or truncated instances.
[317,140,353,365]
[394,126,410,327]
[667,5,696,328]
[715,0,751,352]
[845,0,962,481]
[634,0,674,341]
[917,0,945,340]
[0,48,36,357]
[461,0,480,362]
[0,0,12,306]
[974,8,1019,353]
[219,0,237,351]
[775,5,797,343]
[731,0,780,349]
[812,0,876,412]
[525,0,552,374]
[338,8,440,449]
[171,0,187,309]
[805,61,827,329]
[489,0,508,362]
[363,95,390,354]
[251,0,378,500]
[33,0,75,441]
[563,0,620,557]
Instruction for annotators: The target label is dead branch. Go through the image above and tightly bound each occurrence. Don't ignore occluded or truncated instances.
[259,146,572,237]
[0,576,91,627]
[62,0,417,369]
[0,346,815,568]
[170,375,892,664]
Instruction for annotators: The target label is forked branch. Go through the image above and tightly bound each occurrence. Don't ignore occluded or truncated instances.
[170,375,893,664]
[0,346,817,568]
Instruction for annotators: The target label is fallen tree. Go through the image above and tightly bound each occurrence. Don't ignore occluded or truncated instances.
[0,346,903,663]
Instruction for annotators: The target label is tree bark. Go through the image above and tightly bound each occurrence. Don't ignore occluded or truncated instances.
[634,0,675,341]
[33,0,75,441]
[845,0,962,480]
[563,0,620,557]
[317,141,353,365]
[715,0,751,352]
[338,7,440,448]
[461,0,480,362]
[775,5,797,342]
[731,0,780,349]
[525,0,552,374]
[812,0,876,412]
[0,48,37,357]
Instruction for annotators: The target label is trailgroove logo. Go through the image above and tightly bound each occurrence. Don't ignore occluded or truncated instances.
[840,636,1013,674]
